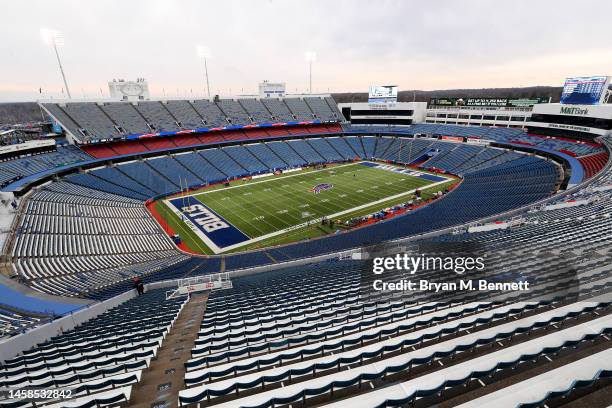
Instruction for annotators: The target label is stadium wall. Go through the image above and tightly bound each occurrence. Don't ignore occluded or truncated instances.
[145,248,360,288]
[0,288,139,362]
[425,106,531,128]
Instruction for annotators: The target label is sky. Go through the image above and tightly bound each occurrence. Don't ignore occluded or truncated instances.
[1,0,611,102]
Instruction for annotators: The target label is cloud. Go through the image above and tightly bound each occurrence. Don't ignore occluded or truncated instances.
[0,0,611,101]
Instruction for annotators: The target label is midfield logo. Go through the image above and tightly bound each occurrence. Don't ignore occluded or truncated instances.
[309,183,334,194]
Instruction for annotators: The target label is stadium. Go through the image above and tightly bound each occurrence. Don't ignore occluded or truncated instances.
[1,1,612,407]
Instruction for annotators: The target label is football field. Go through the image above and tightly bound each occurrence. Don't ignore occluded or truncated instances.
[156,162,456,254]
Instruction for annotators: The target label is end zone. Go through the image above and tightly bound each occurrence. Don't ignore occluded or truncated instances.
[164,196,250,254]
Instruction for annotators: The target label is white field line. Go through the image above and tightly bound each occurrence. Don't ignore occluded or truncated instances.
[173,161,445,199]
[181,162,357,198]
[206,177,451,253]
[163,161,454,254]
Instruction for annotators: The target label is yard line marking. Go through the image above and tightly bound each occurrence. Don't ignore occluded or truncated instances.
[163,162,453,253]
[212,177,450,253]
[181,162,357,197]
[202,190,270,236]
[214,192,283,234]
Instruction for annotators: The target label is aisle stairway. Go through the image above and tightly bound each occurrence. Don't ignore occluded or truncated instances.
[128,293,208,408]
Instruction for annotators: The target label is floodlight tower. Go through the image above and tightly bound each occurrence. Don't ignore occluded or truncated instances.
[41,28,72,99]
[197,46,212,99]
[305,51,317,94]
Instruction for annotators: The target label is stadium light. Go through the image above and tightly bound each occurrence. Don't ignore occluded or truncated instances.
[41,28,72,99]
[304,51,316,94]
[197,45,212,99]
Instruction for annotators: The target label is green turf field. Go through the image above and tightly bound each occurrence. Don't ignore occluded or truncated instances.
[156,162,456,254]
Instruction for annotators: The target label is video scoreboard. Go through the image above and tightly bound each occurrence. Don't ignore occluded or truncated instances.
[368,85,398,103]
[560,76,610,105]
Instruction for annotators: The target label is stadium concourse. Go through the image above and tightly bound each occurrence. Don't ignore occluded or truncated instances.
[0,96,610,408]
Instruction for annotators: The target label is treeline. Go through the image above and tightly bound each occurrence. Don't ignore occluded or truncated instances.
[332,86,563,104]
